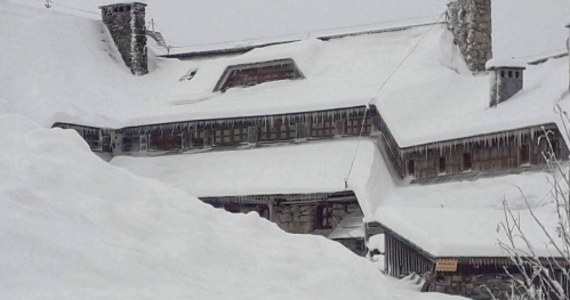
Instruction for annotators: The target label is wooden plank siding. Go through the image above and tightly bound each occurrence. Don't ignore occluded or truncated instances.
[375,111,569,180]
[385,231,435,278]
[54,105,569,181]
[111,106,377,154]
[213,58,304,92]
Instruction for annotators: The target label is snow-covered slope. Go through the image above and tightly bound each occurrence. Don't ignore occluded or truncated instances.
[0,2,465,299]
[0,116,464,299]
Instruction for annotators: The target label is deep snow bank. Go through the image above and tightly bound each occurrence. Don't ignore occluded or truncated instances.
[0,114,460,299]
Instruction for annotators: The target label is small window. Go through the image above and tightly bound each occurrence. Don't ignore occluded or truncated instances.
[407,160,415,177]
[125,5,131,11]
[501,70,505,78]
[214,58,304,92]
[520,144,530,165]
[439,157,446,173]
[463,153,472,171]
[508,71,513,78]
[515,71,520,79]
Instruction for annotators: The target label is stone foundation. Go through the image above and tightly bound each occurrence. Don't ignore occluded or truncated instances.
[430,272,523,300]
[446,0,492,73]
[272,202,360,234]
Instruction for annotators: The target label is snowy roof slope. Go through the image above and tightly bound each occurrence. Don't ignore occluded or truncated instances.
[4,1,569,149]
[373,29,570,147]
[110,138,383,215]
[369,157,567,257]
[376,207,564,258]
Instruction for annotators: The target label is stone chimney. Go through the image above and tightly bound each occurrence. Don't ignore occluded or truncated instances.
[99,2,148,76]
[446,0,492,73]
[486,59,526,107]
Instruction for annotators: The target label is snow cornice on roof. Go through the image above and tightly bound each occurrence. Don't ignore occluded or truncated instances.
[485,58,527,70]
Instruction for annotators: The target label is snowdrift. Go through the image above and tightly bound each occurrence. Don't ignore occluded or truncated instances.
[0,114,461,299]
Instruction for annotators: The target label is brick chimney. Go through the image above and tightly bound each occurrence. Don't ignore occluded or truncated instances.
[446,0,492,73]
[99,2,148,76]
[486,59,526,107]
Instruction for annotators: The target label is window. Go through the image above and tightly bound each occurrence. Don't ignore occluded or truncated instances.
[463,153,472,171]
[515,71,520,79]
[520,144,530,165]
[501,70,505,78]
[247,127,258,144]
[214,58,304,92]
[438,157,446,173]
[407,160,415,177]
[508,71,513,78]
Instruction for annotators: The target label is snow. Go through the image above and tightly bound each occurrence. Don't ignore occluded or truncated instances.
[110,138,379,211]
[374,33,570,147]
[328,211,366,240]
[14,0,570,60]
[375,207,564,258]
[492,0,570,60]
[0,111,463,299]
[109,124,567,258]
[485,58,527,70]
[366,147,569,257]
[3,0,569,297]
[3,0,569,152]
[0,3,471,299]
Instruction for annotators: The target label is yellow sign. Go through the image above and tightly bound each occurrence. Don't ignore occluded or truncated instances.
[436,259,459,272]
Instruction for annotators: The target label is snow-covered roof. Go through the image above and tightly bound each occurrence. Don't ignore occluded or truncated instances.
[53,20,568,149]
[374,43,569,147]
[485,58,527,70]
[328,211,365,240]
[110,138,384,215]
[7,0,570,150]
[368,155,568,257]
[18,0,570,60]
[376,207,563,258]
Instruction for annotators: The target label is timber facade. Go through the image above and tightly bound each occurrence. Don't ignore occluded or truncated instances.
[55,105,568,182]
[378,114,568,181]
[54,105,377,155]
[368,222,570,300]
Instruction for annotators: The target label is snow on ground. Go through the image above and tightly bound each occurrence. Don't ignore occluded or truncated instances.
[0,116,465,299]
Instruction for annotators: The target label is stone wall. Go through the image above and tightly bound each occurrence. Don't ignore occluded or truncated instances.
[430,272,523,300]
[100,3,148,75]
[446,0,492,73]
[272,202,360,234]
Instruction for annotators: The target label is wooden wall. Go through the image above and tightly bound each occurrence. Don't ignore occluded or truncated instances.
[385,232,434,278]
[114,106,376,154]
[402,124,568,180]
[214,58,304,92]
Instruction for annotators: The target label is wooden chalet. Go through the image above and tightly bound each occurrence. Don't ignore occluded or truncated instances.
[367,209,570,300]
